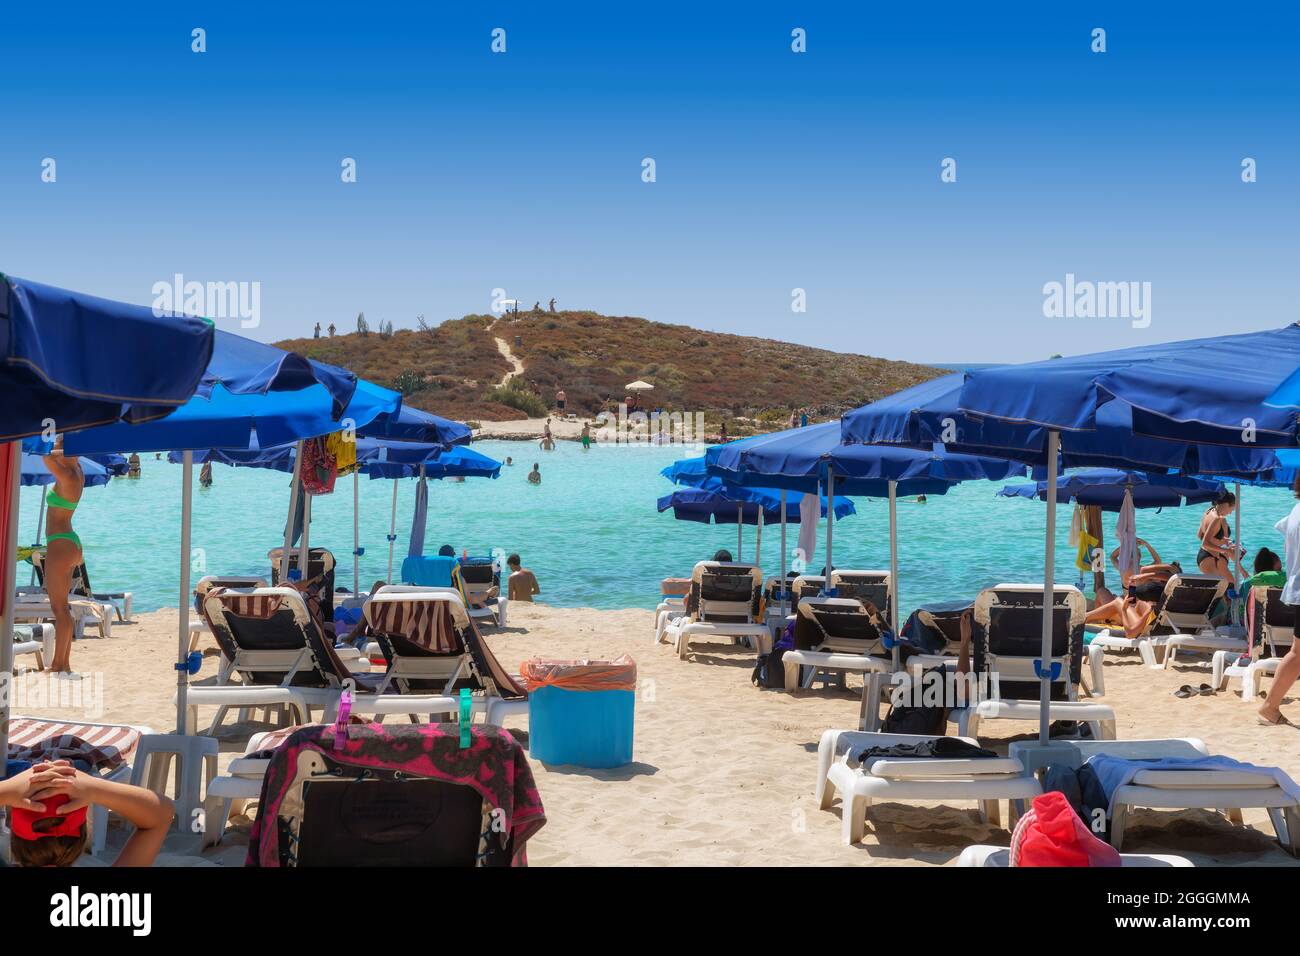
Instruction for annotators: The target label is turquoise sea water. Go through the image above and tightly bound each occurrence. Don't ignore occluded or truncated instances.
[16,439,1296,615]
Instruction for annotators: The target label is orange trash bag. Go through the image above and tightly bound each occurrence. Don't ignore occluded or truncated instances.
[519,655,637,692]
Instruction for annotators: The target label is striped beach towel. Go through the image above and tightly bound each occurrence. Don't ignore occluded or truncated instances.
[6,717,143,773]
[366,599,459,653]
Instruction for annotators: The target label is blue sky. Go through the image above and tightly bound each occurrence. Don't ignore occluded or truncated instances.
[1,1,1296,363]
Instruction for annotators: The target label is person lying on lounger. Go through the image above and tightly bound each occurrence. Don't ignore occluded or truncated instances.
[1086,557,1182,640]
[1,761,174,867]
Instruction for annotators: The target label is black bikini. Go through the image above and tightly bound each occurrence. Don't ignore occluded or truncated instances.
[1197,516,1227,566]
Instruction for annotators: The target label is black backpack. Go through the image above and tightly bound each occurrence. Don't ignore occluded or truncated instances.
[751,648,788,689]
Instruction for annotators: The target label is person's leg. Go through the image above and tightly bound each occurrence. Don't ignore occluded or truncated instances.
[44,540,78,672]
[1085,597,1123,626]
[1259,606,1300,724]
[1120,599,1154,640]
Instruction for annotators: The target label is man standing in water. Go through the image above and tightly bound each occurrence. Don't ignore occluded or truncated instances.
[581,421,592,450]
[527,463,541,485]
[199,461,213,488]
[42,438,84,676]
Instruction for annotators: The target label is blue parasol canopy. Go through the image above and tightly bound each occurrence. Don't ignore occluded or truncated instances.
[997,469,1226,512]
[0,274,215,441]
[357,403,472,446]
[954,324,1300,450]
[658,477,855,525]
[170,438,500,480]
[842,373,1283,476]
[20,453,111,488]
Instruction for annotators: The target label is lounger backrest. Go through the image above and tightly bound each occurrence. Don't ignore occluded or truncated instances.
[830,570,892,622]
[1156,574,1228,633]
[914,606,968,654]
[201,587,328,687]
[366,591,474,694]
[276,739,514,867]
[687,562,763,622]
[1251,586,1294,657]
[30,551,94,599]
[269,547,338,622]
[972,584,1085,694]
[794,597,885,654]
[368,588,525,700]
[193,575,267,615]
[790,575,826,607]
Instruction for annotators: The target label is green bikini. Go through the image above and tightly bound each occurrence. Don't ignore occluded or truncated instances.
[45,489,82,551]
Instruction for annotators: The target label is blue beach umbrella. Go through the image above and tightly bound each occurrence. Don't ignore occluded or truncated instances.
[0,274,215,441]
[705,420,1025,634]
[20,453,111,488]
[0,274,216,757]
[358,403,472,446]
[999,469,1225,512]
[957,324,1300,451]
[63,332,396,735]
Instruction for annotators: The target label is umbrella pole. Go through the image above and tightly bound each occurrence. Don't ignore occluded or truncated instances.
[0,443,23,770]
[31,493,45,586]
[300,492,311,570]
[737,504,742,556]
[779,491,788,619]
[756,507,763,565]
[279,442,304,582]
[353,468,360,594]
[387,480,398,583]
[175,450,194,735]
[825,473,835,580]
[1234,480,1242,587]
[1039,431,1060,746]
[889,479,899,670]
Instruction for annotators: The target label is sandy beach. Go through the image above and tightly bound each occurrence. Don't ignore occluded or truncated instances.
[11,603,1299,867]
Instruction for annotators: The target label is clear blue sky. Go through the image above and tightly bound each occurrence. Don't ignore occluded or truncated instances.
[1,1,1295,363]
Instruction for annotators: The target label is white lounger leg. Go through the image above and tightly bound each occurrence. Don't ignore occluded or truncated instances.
[1086,644,1105,697]
[842,790,868,845]
[1109,801,1128,851]
[815,730,842,809]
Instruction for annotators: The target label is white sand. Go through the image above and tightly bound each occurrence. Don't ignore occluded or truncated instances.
[10,603,1300,867]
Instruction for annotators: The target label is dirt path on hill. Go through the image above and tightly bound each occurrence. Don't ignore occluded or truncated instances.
[491,329,525,387]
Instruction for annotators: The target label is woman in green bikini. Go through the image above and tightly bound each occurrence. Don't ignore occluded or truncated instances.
[42,437,84,674]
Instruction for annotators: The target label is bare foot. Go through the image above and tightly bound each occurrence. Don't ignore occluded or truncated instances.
[1258,706,1290,726]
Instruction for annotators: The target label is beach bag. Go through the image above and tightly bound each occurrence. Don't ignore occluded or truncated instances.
[879,666,948,736]
[752,648,788,689]
[1008,791,1121,867]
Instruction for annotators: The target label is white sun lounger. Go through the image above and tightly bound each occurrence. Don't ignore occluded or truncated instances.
[950,584,1116,740]
[1213,586,1294,700]
[663,562,771,660]
[13,589,113,640]
[815,728,1042,845]
[1088,574,1231,681]
[1007,737,1300,856]
[782,597,895,730]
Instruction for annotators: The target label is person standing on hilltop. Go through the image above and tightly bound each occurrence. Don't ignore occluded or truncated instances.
[328,322,336,337]
[548,297,556,312]
[314,322,321,339]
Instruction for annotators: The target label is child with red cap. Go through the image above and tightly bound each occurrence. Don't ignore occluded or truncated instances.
[2,761,174,866]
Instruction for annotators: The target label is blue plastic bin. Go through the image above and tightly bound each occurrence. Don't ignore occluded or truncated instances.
[523,655,637,770]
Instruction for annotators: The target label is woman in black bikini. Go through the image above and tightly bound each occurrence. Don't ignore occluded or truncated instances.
[1197,491,1245,586]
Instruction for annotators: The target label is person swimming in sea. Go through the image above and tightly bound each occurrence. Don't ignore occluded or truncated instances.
[527,463,541,485]
[42,437,85,675]
[199,461,213,488]
[127,452,141,478]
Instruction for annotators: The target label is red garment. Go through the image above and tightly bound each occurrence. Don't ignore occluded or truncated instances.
[300,436,337,495]
[1009,791,1121,867]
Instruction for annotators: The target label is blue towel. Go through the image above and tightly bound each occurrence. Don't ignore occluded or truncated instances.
[401,554,459,588]
[1085,754,1300,808]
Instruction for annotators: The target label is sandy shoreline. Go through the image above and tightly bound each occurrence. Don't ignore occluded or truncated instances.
[9,602,1300,867]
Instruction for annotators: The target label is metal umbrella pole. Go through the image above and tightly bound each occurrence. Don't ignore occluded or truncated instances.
[352,468,360,594]
[736,503,743,556]
[888,479,899,670]
[174,451,194,734]
[386,479,399,583]
[1037,431,1060,746]
[779,491,788,619]
[0,443,24,766]
[756,507,763,564]
[279,441,304,582]
[825,473,835,580]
